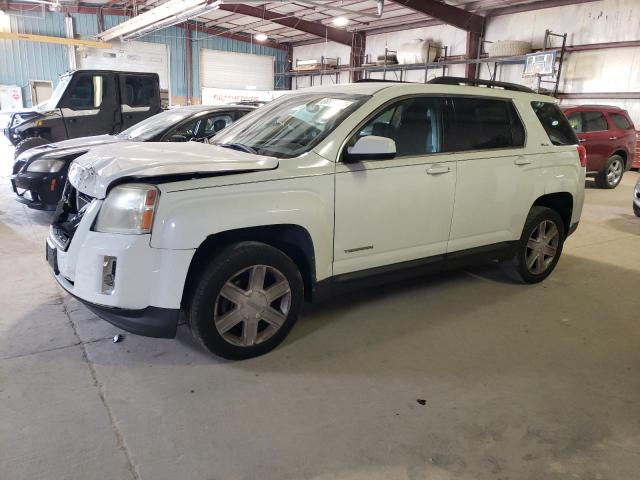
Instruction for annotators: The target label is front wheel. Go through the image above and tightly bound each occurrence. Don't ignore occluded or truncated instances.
[634,203,640,217]
[508,207,565,284]
[188,242,304,360]
[595,155,624,189]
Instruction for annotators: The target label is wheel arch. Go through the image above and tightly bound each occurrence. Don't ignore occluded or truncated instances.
[532,192,573,234]
[612,149,628,167]
[182,224,317,307]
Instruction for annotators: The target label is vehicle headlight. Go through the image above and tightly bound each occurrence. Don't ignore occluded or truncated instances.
[95,184,159,234]
[26,159,65,173]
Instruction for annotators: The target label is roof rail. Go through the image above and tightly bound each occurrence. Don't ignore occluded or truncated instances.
[427,76,535,93]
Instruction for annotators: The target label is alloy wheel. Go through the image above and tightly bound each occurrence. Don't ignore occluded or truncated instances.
[525,220,560,275]
[213,265,292,347]
[607,159,623,186]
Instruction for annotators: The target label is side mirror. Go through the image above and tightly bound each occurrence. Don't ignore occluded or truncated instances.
[343,135,396,163]
[168,134,188,142]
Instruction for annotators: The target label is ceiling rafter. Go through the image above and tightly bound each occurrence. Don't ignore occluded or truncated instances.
[218,3,355,45]
[389,0,485,34]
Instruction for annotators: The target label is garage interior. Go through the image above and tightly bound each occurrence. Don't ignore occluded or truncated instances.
[1,0,640,479]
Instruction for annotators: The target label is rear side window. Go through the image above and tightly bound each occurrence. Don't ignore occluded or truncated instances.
[582,111,608,132]
[123,76,155,107]
[531,102,578,146]
[443,97,525,152]
[610,113,632,130]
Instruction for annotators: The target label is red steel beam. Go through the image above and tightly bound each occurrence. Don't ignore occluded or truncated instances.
[390,0,485,34]
[218,3,354,46]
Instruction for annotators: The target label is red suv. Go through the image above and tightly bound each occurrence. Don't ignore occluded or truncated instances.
[562,105,637,188]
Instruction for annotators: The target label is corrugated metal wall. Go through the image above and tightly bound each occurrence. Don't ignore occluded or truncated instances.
[0,9,286,107]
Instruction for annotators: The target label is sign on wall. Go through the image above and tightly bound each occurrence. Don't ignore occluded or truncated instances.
[201,87,287,106]
[0,85,23,110]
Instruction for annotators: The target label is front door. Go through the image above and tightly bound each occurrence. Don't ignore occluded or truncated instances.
[567,110,611,173]
[59,72,120,139]
[333,97,456,276]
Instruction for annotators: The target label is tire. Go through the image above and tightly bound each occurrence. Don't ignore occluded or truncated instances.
[487,40,532,58]
[14,136,49,159]
[187,241,304,360]
[595,154,624,189]
[634,203,640,217]
[508,206,565,284]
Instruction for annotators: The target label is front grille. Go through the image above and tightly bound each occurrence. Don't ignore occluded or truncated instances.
[51,181,94,251]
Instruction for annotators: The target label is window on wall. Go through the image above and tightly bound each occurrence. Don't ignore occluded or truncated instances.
[67,75,104,109]
[443,97,525,152]
[348,97,442,157]
[610,113,632,130]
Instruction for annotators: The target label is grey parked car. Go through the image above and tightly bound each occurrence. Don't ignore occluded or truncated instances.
[634,176,640,217]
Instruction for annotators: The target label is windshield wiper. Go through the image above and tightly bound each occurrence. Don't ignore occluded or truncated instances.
[217,143,257,154]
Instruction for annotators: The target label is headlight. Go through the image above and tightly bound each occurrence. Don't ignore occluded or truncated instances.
[26,159,65,173]
[95,184,159,235]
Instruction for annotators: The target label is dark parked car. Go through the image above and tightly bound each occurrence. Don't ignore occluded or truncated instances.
[562,105,637,188]
[2,70,163,158]
[11,104,254,210]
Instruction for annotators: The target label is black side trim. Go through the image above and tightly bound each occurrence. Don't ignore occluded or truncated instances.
[444,241,517,271]
[312,241,518,303]
[79,300,179,338]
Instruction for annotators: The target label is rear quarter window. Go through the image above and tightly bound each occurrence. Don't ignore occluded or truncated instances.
[610,113,633,130]
[531,102,578,146]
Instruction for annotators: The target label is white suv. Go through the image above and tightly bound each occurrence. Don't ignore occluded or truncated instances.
[47,78,586,359]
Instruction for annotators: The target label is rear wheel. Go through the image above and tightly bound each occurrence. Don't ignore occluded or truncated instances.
[14,136,49,159]
[188,242,304,360]
[508,206,565,284]
[595,154,624,189]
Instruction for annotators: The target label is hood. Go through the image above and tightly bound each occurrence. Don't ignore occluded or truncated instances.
[16,135,122,163]
[69,141,279,198]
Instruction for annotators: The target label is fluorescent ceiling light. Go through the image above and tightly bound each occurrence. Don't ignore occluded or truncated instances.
[99,0,220,42]
[254,32,268,42]
[332,16,349,27]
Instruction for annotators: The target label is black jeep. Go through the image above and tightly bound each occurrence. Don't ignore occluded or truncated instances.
[2,70,162,158]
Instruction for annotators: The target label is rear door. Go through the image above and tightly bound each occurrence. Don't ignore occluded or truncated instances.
[444,96,531,255]
[118,73,161,131]
[608,111,637,166]
[59,72,120,138]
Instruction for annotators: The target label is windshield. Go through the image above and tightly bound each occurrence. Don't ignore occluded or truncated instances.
[212,92,370,158]
[42,74,72,110]
[117,109,197,141]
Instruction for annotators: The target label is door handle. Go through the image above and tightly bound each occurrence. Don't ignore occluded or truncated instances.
[514,157,532,166]
[426,165,451,175]
[609,136,617,140]
[579,138,587,143]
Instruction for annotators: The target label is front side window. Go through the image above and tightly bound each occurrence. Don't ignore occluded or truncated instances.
[346,97,442,157]
[443,97,524,152]
[582,111,608,132]
[567,112,584,132]
[66,75,104,109]
[610,113,632,130]
[118,109,196,141]
[531,102,578,146]
[212,92,369,158]
[203,114,233,137]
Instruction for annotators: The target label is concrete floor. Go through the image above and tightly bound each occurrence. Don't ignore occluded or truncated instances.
[1,139,639,480]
